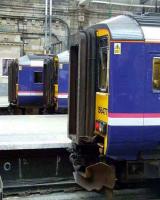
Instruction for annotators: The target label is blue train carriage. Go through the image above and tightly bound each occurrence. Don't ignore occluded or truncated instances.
[8,54,58,114]
[56,51,69,113]
[68,14,160,191]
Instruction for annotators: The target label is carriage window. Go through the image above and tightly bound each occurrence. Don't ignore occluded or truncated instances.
[153,58,160,91]
[2,59,15,76]
[34,72,42,83]
[97,36,108,91]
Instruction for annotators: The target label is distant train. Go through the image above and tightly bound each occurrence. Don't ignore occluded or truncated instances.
[68,14,160,191]
[56,51,69,113]
[8,52,69,114]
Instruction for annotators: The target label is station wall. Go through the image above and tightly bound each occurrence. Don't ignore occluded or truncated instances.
[0,32,21,96]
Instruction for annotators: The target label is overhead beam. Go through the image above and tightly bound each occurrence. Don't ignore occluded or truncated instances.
[140,0,150,4]
[78,0,92,6]
[91,1,155,8]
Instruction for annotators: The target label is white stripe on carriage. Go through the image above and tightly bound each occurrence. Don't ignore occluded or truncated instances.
[108,118,143,126]
[108,117,160,126]
[30,60,44,67]
[18,92,43,96]
[143,118,160,126]
[58,94,68,98]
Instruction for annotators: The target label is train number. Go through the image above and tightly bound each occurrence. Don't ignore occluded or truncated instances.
[98,107,107,115]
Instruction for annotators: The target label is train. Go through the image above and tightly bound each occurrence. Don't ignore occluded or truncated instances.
[56,51,69,113]
[8,52,69,114]
[68,13,160,191]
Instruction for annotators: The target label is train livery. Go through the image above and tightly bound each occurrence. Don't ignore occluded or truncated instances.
[57,51,69,112]
[8,53,69,114]
[69,14,160,190]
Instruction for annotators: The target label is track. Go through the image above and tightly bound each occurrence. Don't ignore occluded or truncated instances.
[2,178,160,200]
[4,186,160,200]
[3,178,79,197]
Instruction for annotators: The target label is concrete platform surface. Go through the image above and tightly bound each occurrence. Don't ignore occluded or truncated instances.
[0,114,71,150]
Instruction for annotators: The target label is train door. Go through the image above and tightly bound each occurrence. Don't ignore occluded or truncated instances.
[57,63,68,110]
[94,29,110,154]
[144,53,160,113]
[43,56,58,110]
[144,53,160,148]
[69,31,87,141]
[31,66,43,106]
[18,65,31,106]
[8,60,18,104]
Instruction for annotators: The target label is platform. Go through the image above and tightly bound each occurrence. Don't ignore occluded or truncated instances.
[0,114,71,150]
[0,96,9,107]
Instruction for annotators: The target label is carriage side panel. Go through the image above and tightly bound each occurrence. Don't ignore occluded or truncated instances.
[108,41,145,159]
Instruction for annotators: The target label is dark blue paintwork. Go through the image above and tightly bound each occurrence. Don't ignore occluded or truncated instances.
[18,66,43,106]
[58,63,69,109]
[144,43,160,113]
[19,96,43,106]
[17,60,69,110]
[107,126,160,160]
[107,41,160,160]
[109,42,145,113]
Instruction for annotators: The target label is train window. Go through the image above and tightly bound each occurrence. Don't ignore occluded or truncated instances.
[34,72,42,83]
[153,58,160,91]
[2,59,15,76]
[97,36,108,91]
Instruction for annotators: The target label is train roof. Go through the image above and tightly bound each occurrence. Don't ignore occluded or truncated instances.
[57,51,69,63]
[19,54,51,66]
[97,14,160,42]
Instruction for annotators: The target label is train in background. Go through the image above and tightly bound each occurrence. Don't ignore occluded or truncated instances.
[8,51,69,114]
[56,51,69,113]
[68,13,160,192]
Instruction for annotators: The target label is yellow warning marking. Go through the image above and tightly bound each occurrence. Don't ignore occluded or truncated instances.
[96,29,110,37]
[54,84,58,98]
[114,43,121,55]
[95,92,108,123]
[104,135,108,155]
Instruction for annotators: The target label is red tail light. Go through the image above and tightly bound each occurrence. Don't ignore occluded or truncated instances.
[95,121,107,133]
[95,121,99,131]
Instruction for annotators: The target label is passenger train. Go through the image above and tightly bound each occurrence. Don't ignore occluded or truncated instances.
[56,51,69,113]
[8,52,69,114]
[68,14,160,190]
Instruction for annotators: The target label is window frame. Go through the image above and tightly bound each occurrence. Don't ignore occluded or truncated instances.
[2,58,15,77]
[97,35,109,92]
[34,71,43,84]
[152,57,160,92]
